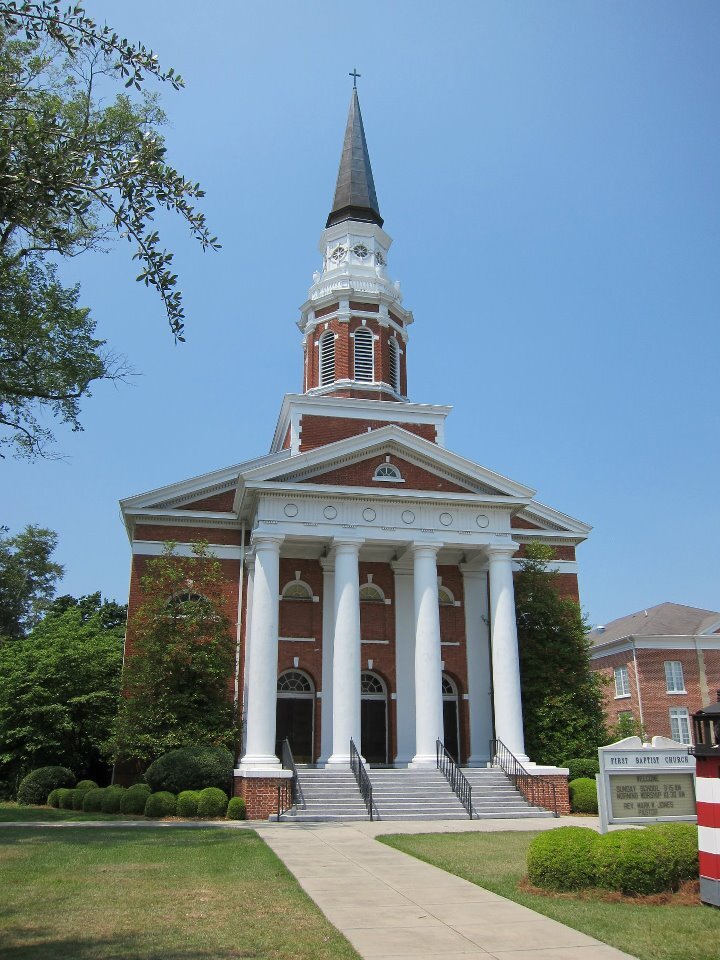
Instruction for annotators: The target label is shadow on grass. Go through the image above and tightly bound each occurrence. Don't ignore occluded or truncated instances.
[0,826,259,851]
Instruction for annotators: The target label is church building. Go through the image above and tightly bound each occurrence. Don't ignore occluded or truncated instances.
[120,87,590,818]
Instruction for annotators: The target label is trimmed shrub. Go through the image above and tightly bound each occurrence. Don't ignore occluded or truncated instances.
[120,784,152,815]
[527,826,600,891]
[75,779,99,791]
[226,796,246,820]
[72,789,90,810]
[17,767,75,805]
[82,787,107,812]
[47,788,63,808]
[197,787,228,818]
[144,791,177,819]
[100,786,126,813]
[144,746,233,794]
[569,777,598,814]
[177,790,200,818]
[54,788,73,809]
[645,823,698,888]
[565,758,599,781]
[60,788,79,809]
[595,829,680,895]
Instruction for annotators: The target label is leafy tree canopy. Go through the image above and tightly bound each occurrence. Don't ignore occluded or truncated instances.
[0,523,63,638]
[0,591,126,792]
[515,542,607,765]
[0,2,220,456]
[112,543,236,767]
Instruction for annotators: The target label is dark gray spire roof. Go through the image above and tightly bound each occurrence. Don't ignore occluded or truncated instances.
[327,89,383,229]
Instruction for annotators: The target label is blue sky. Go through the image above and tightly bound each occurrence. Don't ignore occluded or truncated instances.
[3,1,719,627]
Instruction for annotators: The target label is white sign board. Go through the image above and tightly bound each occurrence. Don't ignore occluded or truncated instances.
[597,736,696,833]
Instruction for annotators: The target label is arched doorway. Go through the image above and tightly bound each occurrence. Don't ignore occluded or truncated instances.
[276,670,315,763]
[442,673,460,762]
[361,671,388,765]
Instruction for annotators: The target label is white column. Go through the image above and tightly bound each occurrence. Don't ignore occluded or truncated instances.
[318,557,335,764]
[410,542,444,768]
[239,535,283,770]
[240,556,255,755]
[462,566,493,766]
[326,538,363,767]
[488,544,528,762]
[392,561,415,765]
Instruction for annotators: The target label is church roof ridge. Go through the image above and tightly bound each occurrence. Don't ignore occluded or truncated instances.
[326,87,383,229]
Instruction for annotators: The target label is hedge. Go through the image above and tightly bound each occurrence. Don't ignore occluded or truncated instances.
[177,790,200,818]
[120,784,152,815]
[144,746,234,794]
[197,787,228,818]
[82,788,107,812]
[54,788,74,810]
[60,788,79,809]
[564,758,599,781]
[17,767,75,805]
[569,777,598,814]
[226,796,246,820]
[527,827,600,891]
[645,822,698,888]
[75,779,99,791]
[47,788,63,808]
[144,791,177,818]
[100,786,126,813]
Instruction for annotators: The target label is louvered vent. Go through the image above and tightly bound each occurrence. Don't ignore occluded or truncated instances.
[319,331,335,386]
[389,337,400,392]
[354,328,374,381]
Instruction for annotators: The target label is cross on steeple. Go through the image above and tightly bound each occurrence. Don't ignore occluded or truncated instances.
[349,68,361,89]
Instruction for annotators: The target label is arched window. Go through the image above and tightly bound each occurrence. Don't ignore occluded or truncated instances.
[388,337,400,393]
[442,674,458,698]
[373,463,402,481]
[354,328,374,381]
[361,672,385,696]
[359,583,385,602]
[277,670,314,695]
[438,586,455,606]
[282,581,313,601]
[319,331,335,386]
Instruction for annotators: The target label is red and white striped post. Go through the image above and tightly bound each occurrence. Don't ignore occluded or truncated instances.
[692,693,720,908]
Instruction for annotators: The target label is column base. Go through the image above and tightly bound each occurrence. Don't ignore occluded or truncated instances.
[238,755,281,771]
[326,752,366,768]
[409,754,437,769]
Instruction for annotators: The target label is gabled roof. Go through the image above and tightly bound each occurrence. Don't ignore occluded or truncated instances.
[589,602,720,646]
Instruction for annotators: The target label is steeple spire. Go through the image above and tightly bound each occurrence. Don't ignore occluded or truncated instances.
[326,87,383,229]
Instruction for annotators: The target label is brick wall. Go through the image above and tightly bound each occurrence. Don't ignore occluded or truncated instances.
[299,415,436,451]
[301,453,471,492]
[233,774,289,820]
[177,490,236,511]
[518,775,571,815]
[133,524,243,546]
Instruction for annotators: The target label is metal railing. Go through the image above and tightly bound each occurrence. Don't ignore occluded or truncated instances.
[350,739,375,821]
[436,739,473,819]
[490,738,559,817]
[275,738,305,818]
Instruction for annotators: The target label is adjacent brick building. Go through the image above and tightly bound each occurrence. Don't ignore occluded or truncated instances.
[590,602,720,744]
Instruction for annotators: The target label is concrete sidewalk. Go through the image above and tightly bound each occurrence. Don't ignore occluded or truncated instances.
[259,822,637,960]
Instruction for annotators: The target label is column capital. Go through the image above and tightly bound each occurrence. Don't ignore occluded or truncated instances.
[486,541,519,561]
[251,533,284,550]
[331,537,364,555]
[411,540,442,556]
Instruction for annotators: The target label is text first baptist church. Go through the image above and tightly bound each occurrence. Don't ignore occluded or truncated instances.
[120,88,590,818]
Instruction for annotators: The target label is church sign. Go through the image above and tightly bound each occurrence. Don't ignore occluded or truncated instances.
[597,736,696,833]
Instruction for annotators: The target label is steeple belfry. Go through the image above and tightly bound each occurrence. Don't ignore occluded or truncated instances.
[327,88,383,228]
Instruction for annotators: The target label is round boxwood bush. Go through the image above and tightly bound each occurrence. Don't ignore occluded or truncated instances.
[75,779,99,791]
[144,791,177,818]
[60,788,79,810]
[47,788,63,808]
[17,766,75,805]
[644,823,698,888]
[82,787,107,812]
[120,783,152,815]
[144,745,233,794]
[176,790,200,818]
[197,787,228,818]
[53,788,73,809]
[569,777,598,814]
[595,829,680,895]
[565,758,600,781]
[71,788,91,810]
[527,826,600,891]
[226,796,246,820]
[100,786,126,813]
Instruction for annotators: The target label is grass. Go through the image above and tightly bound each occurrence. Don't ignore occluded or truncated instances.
[0,803,133,822]
[0,827,360,959]
[379,831,720,960]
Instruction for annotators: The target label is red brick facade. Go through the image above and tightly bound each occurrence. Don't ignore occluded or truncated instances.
[299,415,436,451]
[301,454,473,492]
[233,774,290,820]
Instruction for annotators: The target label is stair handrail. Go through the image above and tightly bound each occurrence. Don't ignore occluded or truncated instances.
[279,738,306,811]
[489,738,559,817]
[349,739,375,821]
[436,739,473,819]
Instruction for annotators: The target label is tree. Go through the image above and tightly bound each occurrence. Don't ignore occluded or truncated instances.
[0,591,125,793]
[0,3,220,456]
[515,542,607,765]
[112,543,236,769]
[0,523,63,638]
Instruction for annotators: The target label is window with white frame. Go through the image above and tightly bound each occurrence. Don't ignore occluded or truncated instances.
[319,331,335,386]
[373,462,402,481]
[388,337,400,393]
[670,707,692,744]
[614,665,631,698]
[353,328,374,381]
[664,660,686,693]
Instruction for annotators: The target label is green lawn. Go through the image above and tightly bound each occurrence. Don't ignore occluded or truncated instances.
[0,827,360,959]
[379,831,720,960]
[0,803,132,822]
